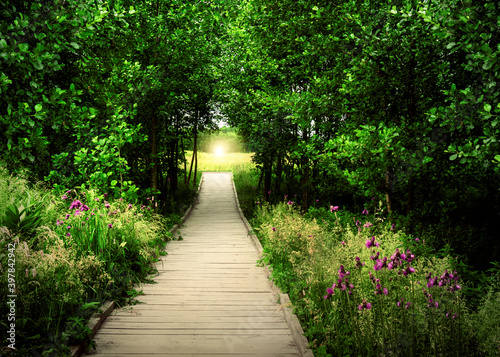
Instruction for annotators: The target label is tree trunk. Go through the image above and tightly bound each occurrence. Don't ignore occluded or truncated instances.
[151,113,158,192]
[188,120,197,186]
[301,128,309,211]
[385,170,393,215]
[274,156,282,194]
[263,159,272,201]
[193,144,198,187]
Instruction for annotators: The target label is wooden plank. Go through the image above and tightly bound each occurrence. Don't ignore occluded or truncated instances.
[89,334,299,355]
[98,328,292,336]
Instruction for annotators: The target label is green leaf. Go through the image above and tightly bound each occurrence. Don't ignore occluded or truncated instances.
[484,103,492,112]
[35,104,42,112]
[78,30,93,39]
[111,180,118,187]
[450,154,458,161]
[483,59,493,71]
[70,83,76,94]
[70,42,79,49]
[446,42,456,49]
[19,43,29,52]
[33,60,43,70]
[494,155,500,162]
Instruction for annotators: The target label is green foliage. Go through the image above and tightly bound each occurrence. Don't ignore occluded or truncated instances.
[1,193,43,236]
[0,168,170,354]
[221,0,499,270]
[473,289,500,356]
[253,203,480,355]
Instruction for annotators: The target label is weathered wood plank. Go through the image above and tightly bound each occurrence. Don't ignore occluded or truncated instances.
[89,334,299,355]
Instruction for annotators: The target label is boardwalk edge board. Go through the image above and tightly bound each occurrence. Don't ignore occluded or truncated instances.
[70,178,204,357]
[230,173,315,357]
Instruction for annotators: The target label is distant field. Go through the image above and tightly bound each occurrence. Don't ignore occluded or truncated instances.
[185,151,255,172]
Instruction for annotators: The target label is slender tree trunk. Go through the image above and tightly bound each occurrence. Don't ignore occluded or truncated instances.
[385,169,393,215]
[263,157,272,201]
[188,120,197,186]
[274,156,282,194]
[193,144,198,187]
[151,113,158,192]
[301,128,309,211]
[406,177,413,215]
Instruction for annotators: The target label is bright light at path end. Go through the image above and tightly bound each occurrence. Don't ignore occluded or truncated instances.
[214,146,225,157]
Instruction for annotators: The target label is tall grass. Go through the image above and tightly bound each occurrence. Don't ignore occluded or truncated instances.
[0,168,170,355]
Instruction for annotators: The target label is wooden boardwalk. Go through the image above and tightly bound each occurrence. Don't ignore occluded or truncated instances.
[86,172,311,357]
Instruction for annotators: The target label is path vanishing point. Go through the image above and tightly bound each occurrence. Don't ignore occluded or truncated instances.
[86,172,313,357]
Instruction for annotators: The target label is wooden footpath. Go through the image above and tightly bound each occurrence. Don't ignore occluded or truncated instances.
[86,172,313,357]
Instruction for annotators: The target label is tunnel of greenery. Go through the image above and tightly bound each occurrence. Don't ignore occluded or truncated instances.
[1,0,499,355]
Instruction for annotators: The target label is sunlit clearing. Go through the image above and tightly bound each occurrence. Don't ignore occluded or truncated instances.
[214,146,225,157]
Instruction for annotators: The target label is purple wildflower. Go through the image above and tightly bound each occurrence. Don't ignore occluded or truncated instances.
[363,222,373,228]
[365,236,379,249]
[62,194,68,200]
[56,219,63,226]
[330,205,339,212]
[108,223,113,229]
[362,209,369,215]
[69,200,82,210]
[355,257,364,268]
[338,265,350,279]
[105,201,110,209]
[359,300,372,310]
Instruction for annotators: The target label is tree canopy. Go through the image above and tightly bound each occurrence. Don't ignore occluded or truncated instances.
[1,0,498,260]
